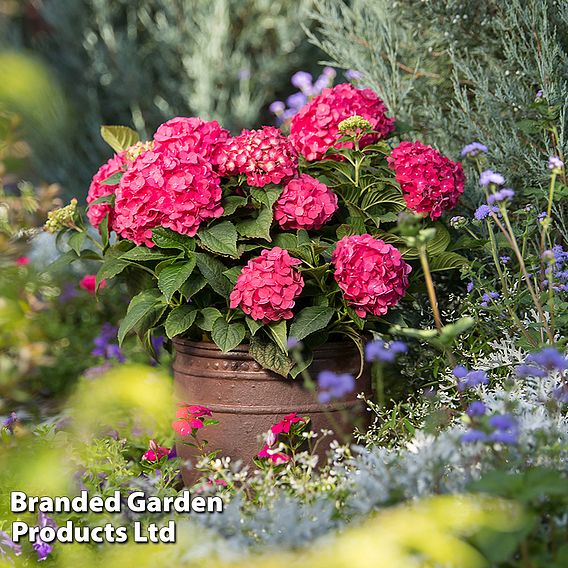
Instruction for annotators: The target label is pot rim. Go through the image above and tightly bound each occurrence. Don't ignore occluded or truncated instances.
[172,337,361,354]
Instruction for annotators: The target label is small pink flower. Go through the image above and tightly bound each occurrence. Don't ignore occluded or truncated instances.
[387,141,465,219]
[173,404,213,436]
[332,234,411,318]
[274,174,338,231]
[80,275,106,294]
[257,444,290,465]
[271,413,304,435]
[289,83,395,161]
[230,247,304,323]
[214,126,298,187]
[142,440,171,462]
[15,256,29,266]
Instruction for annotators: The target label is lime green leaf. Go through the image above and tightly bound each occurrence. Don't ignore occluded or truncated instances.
[211,318,246,353]
[198,220,239,258]
[118,290,165,345]
[100,125,139,153]
[196,307,222,332]
[158,257,196,302]
[290,306,335,341]
[165,305,198,339]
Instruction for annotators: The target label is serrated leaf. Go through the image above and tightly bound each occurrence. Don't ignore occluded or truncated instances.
[429,252,469,272]
[221,195,248,216]
[158,258,196,302]
[99,213,110,248]
[100,125,139,153]
[236,205,273,241]
[195,253,232,297]
[211,318,246,353]
[250,186,283,208]
[68,231,86,255]
[87,193,115,207]
[179,274,207,300]
[246,317,263,336]
[152,227,195,253]
[165,305,197,339]
[120,247,173,262]
[47,249,79,272]
[249,335,293,377]
[198,220,239,258]
[196,307,222,332]
[223,266,242,285]
[289,306,335,341]
[101,171,123,185]
[266,320,288,353]
[118,290,165,345]
[96,241,135,287]
[272,233,298,250]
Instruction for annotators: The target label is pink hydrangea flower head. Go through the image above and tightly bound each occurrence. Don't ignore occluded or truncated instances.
[142,440,171,462]
[257,444,290,465]
[387,141,465,219]
[289,83,395,161]
[15,256,29,266]
[271,412,305,435]
[80,274,106,294]
[153,116,229,162]
[332,234,411,317]
[275,174,338,230]
[86,151,128,229]
[214,126,298,187]
[113,148,223,246]
[229,247,304,323]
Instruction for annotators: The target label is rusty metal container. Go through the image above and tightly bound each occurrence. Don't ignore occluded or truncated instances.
[172,338,372,485]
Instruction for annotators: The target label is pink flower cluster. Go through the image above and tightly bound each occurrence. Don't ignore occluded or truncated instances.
[113,150,223,246]
[153,116,229,162]
[289,83,395,161]
[80,274,106,294]
[274,174,338,231]
[229,247,304,323]
[86,151,127,229]
[332,234,411,317]
[172,404,212,436]
[257,413,305,465]
[388,141,465,220]
[215,126,298,187]
[142,440,172,462]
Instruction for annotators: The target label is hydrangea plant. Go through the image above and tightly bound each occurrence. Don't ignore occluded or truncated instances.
[50,82,467,376]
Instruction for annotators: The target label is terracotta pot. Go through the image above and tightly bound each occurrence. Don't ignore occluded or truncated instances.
[172,338,372,485]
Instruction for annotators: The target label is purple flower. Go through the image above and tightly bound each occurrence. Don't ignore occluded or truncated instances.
[488,430,518,445]
[287,337,300,349]
[499,256,511,264]
[536,89,543,99]
[462,429,488,443]
[286,92,308,111]
[58,282,79,303]
[365,339,407,363]
[516,364,548,378]
[479,170,505,187]
[552,385,568,403]
[538,211,548,221]
[149,335,165,366]
[461,142,488,157]
[488,414,516,431]
[317,370,355,403]
[474,204,499,221]
[526,347,568,372]
[466,401,486,417]
[0,530,22,561]
[345,69,362,81]
[453,366,489,391]
[487,188,515,204]
[548,156,564,170]
[466,281,474,293]
[2,412,17,432]
[269,101,286,115]
[33,540,52,562]
[480,291,500,308]
[291,71,313,91]
[91,323,125,363]
[313,68,336,92]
